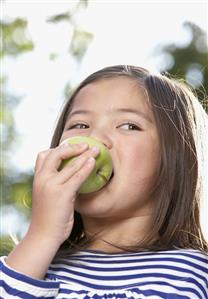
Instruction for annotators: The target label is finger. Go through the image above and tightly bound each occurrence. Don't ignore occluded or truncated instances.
[56,146,100,184]
[42,143,88,172]
[63,157,96,195]
[34,149,51,172]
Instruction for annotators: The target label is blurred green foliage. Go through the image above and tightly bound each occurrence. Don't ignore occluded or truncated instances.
[0,17,33,170]
[46,0,93,61]
[0,18,34,58]
[0,15,35,254]
[0,0,92,255]
[70,29,93,60]
[156,22,208,113]
[0,235,16,256]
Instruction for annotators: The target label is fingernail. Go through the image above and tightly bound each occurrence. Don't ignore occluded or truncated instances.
[91,146,99,153]
[87,157,95,165]
[77,143,88,149]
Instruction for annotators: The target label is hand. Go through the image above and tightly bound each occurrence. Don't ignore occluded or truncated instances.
[28,142,99,246]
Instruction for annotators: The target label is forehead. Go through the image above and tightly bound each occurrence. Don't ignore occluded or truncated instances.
[71,77,151,113]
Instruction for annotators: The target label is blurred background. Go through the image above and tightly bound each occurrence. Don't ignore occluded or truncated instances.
[1,0,208,255]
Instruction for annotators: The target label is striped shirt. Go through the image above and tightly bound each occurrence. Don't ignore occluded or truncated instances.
[0,249,207,298]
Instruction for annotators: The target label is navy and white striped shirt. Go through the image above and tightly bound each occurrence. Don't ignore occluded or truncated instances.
[0,249,207,298]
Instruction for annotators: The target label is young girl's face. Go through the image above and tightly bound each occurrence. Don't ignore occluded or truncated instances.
[60,77,160,220]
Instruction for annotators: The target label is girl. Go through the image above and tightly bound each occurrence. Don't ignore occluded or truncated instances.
[0,65,208,298]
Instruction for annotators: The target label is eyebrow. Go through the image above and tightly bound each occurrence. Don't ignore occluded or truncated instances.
[68,108,153,123]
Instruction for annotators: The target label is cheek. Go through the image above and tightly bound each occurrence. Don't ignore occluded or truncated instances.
[125,139,160,180]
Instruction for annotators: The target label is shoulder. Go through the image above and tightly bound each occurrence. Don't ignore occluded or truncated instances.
[161,248,208,257]
[153,249,208,280]
[163,248,208,262]
[151,248,208,266]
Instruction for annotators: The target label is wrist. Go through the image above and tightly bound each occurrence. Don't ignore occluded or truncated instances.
[6,229,61,280]
[25,228,61,252]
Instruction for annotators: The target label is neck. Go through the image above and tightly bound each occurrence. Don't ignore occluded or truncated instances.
[81,215,155,253]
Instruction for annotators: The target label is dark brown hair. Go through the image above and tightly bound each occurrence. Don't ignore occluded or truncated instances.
[50,65,208,255]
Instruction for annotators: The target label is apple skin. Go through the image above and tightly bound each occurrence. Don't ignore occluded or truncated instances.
[60,136,113,194]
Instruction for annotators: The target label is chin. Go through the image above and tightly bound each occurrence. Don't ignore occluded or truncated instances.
[75,184,115,217]
[75,200,113,219]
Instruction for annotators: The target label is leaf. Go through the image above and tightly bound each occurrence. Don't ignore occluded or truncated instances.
[154,22,208,112]
[47,12,71,23]
[0,18,34,58]
[0,236,16,256]
[78,0,89,8]
[70,29,93,60]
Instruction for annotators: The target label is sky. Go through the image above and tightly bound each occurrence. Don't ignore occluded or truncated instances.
[1,0,208,237]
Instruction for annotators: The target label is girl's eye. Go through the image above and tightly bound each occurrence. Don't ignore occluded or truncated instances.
[119,123,141,131]
[68,123,89,130]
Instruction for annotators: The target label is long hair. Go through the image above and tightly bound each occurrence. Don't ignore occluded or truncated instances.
[50,65,208,255]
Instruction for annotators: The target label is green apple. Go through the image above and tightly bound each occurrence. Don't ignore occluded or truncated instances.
[60,136,113,194]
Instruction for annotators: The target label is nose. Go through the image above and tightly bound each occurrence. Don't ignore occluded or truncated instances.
[90,131,113,150]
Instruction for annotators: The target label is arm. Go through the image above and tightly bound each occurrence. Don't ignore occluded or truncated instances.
[5,231,60,280]
[0,256,59,298]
